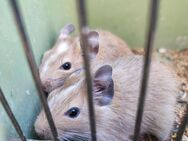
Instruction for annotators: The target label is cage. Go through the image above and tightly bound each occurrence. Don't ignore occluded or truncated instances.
[0,0,188,141]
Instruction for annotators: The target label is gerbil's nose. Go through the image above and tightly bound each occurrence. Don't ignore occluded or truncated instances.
[35,128,45,138]
[42,80,52,94]
[35,125,52,139]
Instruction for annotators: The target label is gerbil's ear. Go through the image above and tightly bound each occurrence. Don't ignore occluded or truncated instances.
[80,31,99,59]
[59,24,75,38]
[87,31,99,59]
[93,65,114,106]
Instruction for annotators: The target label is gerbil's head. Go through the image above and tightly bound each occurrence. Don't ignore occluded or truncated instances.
[39,24,99,93]
[35,65,114,140]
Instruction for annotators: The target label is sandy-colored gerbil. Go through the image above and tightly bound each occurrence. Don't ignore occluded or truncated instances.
[35,55,178,141]
[39,24,133,93]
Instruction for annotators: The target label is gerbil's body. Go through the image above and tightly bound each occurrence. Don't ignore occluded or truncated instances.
[35,55,178,141]
[39,24,133,92]
[93,29,132,61]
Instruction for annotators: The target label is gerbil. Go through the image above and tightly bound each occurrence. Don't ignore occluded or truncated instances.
[39,24,133,93]
[35,55,178,141]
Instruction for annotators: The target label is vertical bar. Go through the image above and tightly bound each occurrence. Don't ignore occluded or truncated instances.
[133,0,160,141]
[8,0,58,140]
[76,0,97,141]
[175,104,188,141]
[0,88,26,141]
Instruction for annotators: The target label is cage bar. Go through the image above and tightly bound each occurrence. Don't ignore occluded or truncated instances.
[76,0,97,141]
[133,0,160,141]
[8,0,59,140]
[0,88,26,141]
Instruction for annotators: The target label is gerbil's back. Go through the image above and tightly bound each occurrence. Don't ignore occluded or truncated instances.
[113,55,178,98]
[112,55,178,140]
[94,30,133,62]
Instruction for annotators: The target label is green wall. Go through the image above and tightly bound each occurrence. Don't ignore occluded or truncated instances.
[0,0,188,140]
[87,0,188,49]
[0,0,77,139]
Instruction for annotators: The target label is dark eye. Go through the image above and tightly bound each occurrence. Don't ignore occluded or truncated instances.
[65,107,80,118]
[60,62,71,70]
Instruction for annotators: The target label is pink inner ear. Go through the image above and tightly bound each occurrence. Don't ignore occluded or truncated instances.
[94,80,106,93]
[87,31,99,59]
[94,65,112,81]
[59,24,75,38]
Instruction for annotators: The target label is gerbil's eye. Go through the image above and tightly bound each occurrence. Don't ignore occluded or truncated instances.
[60,62,71,70]
[65,107,80,118]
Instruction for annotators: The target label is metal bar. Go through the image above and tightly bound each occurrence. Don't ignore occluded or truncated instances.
[0,88,26,141]
[8,0,58,140]
[175,104,188,141]
[76,0,97,141]
[133,0,160,141]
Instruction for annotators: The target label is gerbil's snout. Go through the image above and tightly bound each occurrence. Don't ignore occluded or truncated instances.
[42,79,52,93]
[35,126,52,139]
[42,78,65,93]
[35,128,50,139]
[35,117,52,139]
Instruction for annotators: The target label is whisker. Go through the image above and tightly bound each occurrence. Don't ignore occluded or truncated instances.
[58,132,71,141]
[58,129,90,141]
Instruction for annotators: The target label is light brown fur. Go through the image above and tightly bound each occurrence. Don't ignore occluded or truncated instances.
[39,27,133,92]
[35,55,178,141]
